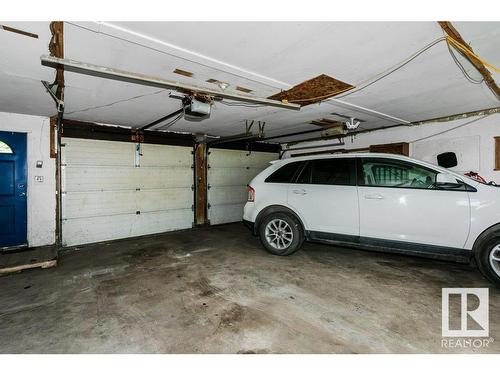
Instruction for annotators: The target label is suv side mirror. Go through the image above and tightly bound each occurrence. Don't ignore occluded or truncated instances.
[435,172,465,190]
[436,173,458,184]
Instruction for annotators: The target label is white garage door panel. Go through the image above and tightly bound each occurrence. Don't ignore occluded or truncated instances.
[62,138,135,166]
[62,138,194,246]
[209,186,247,206]
[208,167,265,186]
[140,143,192,167]
[208,149,277,225]
[63,188,194,218]
[64,166,193,191]
[62,209,194,246]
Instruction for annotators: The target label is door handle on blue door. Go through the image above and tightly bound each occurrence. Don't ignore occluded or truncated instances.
[292,189,307,195]
[364,193,384,200]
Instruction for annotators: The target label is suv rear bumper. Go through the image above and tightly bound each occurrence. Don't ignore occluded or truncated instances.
[243,219,255,235]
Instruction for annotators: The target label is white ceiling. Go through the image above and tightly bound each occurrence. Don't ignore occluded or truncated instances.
[0,22,55,116]
[0,21,498,142]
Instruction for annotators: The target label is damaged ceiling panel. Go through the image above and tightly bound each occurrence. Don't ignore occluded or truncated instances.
[310,118,345,128]
[268,74,354,106]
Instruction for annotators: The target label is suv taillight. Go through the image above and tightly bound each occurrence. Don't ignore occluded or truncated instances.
[247,185,255,202]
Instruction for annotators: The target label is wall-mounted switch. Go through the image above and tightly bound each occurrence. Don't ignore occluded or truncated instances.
[35,176,44,183]
[36,160,43,168]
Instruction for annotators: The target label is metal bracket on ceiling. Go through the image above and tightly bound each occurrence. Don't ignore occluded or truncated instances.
[42,80,65,114]
[245,120,266,137]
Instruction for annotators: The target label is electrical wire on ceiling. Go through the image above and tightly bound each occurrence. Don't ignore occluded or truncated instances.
[156,111,184,130]
[315,37,448,101]
[218,100,267,108]
[447,42,484,85]
[65,89,169,115]
[286,34,499,104]
[446,36,500,73]
[444,35,500,101]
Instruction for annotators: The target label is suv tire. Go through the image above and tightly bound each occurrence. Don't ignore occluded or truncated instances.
[474,228,500,288]
[258,212,304,256]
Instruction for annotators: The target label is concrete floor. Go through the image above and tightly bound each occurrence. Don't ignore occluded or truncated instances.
[0,223,498,354]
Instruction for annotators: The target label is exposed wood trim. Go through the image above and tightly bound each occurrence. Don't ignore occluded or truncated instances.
[60,119,281,151]
[209,141,280,153]
[495,137,500,171]
[194,143,208,226]
[0,24,38,39]
[0,260,56,276]
[438,21,500,99]
[49,21,64,100]
[49,116,57,158]
[288,142,408,158]
[409,106,500,126]
[369,142,409,156]
[61,119,195,147]
[286,106,500,145]
[289,147,370,158]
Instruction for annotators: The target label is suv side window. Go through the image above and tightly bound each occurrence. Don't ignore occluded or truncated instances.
[265,161,304,183]
[359,158,437,189]
[296,161,312,184]
[295,158,355,186]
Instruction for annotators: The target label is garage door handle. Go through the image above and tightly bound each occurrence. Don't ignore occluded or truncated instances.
[292,189,307,195]
[364,193,384,200]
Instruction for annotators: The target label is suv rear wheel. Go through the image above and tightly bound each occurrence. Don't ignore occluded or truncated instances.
[475,229,500,288]
[258,212,304,256]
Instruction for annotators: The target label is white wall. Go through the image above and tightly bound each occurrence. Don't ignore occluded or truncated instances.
[0,112,56,247]
[283,113,500,184]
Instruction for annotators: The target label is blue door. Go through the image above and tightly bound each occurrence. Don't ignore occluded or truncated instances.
[0,131,27,248]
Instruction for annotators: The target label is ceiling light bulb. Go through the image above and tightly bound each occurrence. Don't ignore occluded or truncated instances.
[218,82,229,90]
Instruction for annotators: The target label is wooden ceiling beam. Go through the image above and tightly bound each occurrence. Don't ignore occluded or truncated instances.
[438,21,500,99]
[48,21,65,100]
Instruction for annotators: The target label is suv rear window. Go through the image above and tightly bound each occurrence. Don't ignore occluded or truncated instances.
[295,158,355,186]
[265,161,304,183]
[312,158,354,185]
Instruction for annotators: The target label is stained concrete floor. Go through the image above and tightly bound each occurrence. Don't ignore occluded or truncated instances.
[0,223,498,354]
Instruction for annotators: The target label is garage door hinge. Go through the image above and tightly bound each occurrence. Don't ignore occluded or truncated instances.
[208,203,211,209]
[136,211,140,215]
[207,164,211,169]
[61,143,66,147]
[131,129,144,143]
[191,204,194,212]
[191,185,194,191]
[207,184,211,190]
[191,164,194,169]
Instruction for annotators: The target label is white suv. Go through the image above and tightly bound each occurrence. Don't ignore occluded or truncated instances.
[243,153,500,287]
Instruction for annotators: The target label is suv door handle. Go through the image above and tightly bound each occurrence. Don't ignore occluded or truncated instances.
[292,189,307,195]
[364,193,384,200]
